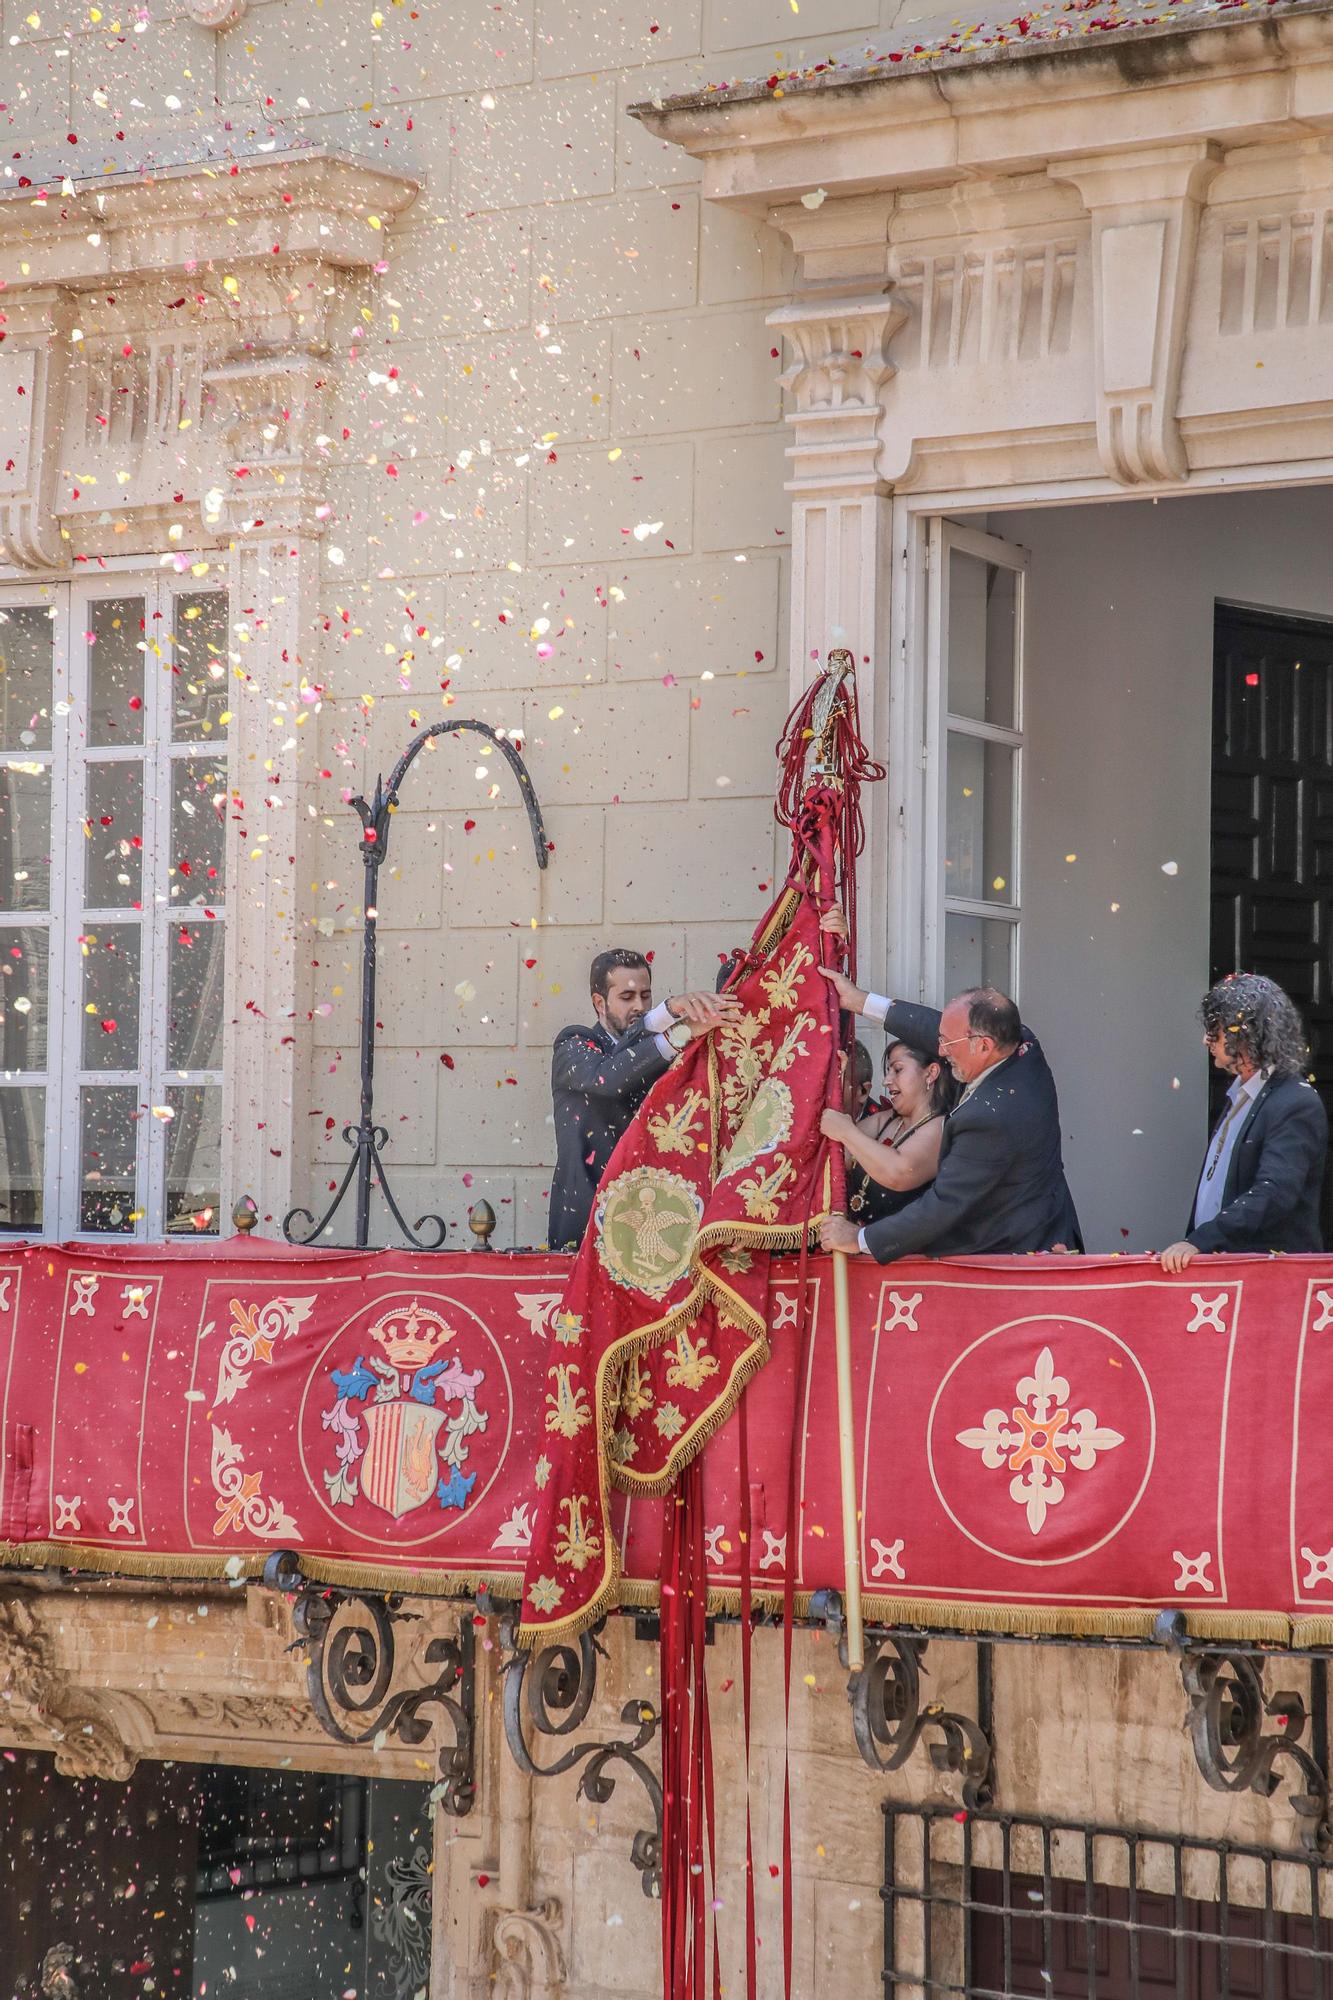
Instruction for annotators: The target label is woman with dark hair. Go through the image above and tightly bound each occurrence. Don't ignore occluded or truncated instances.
[1160,971,1328,1270]
[821,1036,960,1226]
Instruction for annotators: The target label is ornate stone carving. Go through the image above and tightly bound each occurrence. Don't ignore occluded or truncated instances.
[152,1692,315,1737]
[492,1901,566,2000]
[767,292,905,499]
[0,1597,145,1780]
[1051,144,1222,486]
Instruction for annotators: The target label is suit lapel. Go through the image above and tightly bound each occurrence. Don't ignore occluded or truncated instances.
[1221,1074,1275,1205]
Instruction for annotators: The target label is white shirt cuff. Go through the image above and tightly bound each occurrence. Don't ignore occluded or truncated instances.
[863,992,890,1025]
[644,1000,674,1034]
[857,1226,870,1254]
[653,1033,678,1063]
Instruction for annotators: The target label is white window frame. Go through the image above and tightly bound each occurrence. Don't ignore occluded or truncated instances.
[923,517,1028,1002]
[0,568,228,1240]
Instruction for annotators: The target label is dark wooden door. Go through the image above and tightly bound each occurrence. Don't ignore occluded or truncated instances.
[0,1753,198,1999]
[1211,603,1333,1239]
[971,1866,1321,1998]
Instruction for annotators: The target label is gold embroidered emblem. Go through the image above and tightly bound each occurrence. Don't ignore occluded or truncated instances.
[595,1166,703,1299]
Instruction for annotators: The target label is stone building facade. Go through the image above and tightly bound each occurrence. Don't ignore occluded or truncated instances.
[5,0,1333,1993]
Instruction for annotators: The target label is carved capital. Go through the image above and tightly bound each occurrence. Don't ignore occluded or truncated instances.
[492,1900,566,2000]
[768,291,905,498]
[0,288,72,570]
[1051,143,1222,486]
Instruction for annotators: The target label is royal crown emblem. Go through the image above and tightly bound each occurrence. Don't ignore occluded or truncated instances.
[369,1299,455,1371]
[317,1293,487,1524]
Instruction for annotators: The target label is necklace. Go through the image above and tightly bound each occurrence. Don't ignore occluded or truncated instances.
[886,1110,941,1149]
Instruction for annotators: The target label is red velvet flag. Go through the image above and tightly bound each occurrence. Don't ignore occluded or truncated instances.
[518,657,881,1648]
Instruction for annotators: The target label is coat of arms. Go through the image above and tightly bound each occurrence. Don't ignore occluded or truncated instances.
[320,1298,488,1520]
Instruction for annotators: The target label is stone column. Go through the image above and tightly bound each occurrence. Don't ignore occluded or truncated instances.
[209,324,336,1235]
[767,194,903,979]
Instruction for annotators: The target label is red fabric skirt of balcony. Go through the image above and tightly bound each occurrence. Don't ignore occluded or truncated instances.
[0,1240,1329,1645]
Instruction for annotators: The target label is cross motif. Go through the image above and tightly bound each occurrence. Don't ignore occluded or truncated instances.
[107,1496,136,1535]
[870,1538,905,1580]
[1301,1546,1333,1590]
[0,1275,11,1313]
[70,1274,99,1318]
[121,1285,150,1321]
[770,1292,797,1332]
[1186,1292,1229,1334]
[1314,1291,1333,1333]
[703,1524,727,1567]
[1172,1549,1215,1593]
[54,1496,81,1532]
[955,1345,1124,1537]
[881,1292,922,1334]
[758,1529,787,1572]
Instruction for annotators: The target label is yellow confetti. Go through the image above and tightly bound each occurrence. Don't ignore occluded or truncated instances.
[548,705,564,720]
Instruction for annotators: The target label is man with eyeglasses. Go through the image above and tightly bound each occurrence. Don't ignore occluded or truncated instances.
[817,971,1082,1265]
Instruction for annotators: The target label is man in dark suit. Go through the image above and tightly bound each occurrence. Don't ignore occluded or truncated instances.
[547,949,736,1251]
[817,972,1082,1263]
[1160,973,1327,1271]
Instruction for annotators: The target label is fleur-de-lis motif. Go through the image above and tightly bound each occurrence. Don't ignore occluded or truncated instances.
[647,1088,708,1157]
[736,1155,796,1223]
[554,1493,603,1573]
[760,942,813,1011]
[544,1363,592,1440]
[665,1323,720,1393]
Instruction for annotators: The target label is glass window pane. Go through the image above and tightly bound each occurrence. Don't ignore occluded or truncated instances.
[88,596,146,748]
[0,764,52,911]
[78,1083,139,1232]
[81,924,141,1071]
[0,927,48,1073]
[170,592,230,743]
[0,604,54,753]
[168,919,224,1071]
[165,1082,221,1235]
[947,551,1019,730]
[945,912,1016,997]
[945,734,1016,906]
[84,760,144,907]
[0,1085,44,1230]
[170,758,226,904]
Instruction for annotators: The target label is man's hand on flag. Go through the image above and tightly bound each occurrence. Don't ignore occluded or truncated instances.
[667,991,742,1027]
[817,965,869,1015]
[819,1217,864,1254]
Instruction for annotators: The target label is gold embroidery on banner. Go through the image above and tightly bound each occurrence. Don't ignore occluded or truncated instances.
[647,1087,708,1157]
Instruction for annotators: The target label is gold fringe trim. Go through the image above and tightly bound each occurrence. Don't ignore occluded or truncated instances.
[1292,1616,1333,1648]
[0,1540,526,1602]
[0,1541,1306,1648]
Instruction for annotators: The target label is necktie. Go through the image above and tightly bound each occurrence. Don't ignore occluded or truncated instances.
[1204,1092,1248,1183]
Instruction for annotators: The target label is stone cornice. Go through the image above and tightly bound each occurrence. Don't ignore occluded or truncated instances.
[632,8,1333,209]
[0,148,418,292]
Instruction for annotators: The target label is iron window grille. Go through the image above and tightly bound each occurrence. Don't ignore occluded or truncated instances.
[885,1802,1333,1999]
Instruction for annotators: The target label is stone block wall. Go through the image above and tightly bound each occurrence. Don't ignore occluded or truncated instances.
[2,0,937,1242]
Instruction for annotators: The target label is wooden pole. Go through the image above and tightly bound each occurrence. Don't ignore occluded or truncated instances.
[830,1243,864,1671]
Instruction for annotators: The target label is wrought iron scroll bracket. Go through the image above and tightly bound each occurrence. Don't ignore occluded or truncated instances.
[817,1592,994,1810]
[266,1551,476,1815]
[481,1592,663,1899]
[282,719,549,1251]
[1156,1611,1332,1855]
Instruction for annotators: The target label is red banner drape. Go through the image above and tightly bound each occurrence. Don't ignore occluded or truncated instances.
[0,1238,1330,1643]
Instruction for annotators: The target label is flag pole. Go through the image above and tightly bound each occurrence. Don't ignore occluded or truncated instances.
[831,1245,864,1670]
[809,649,866,1675]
